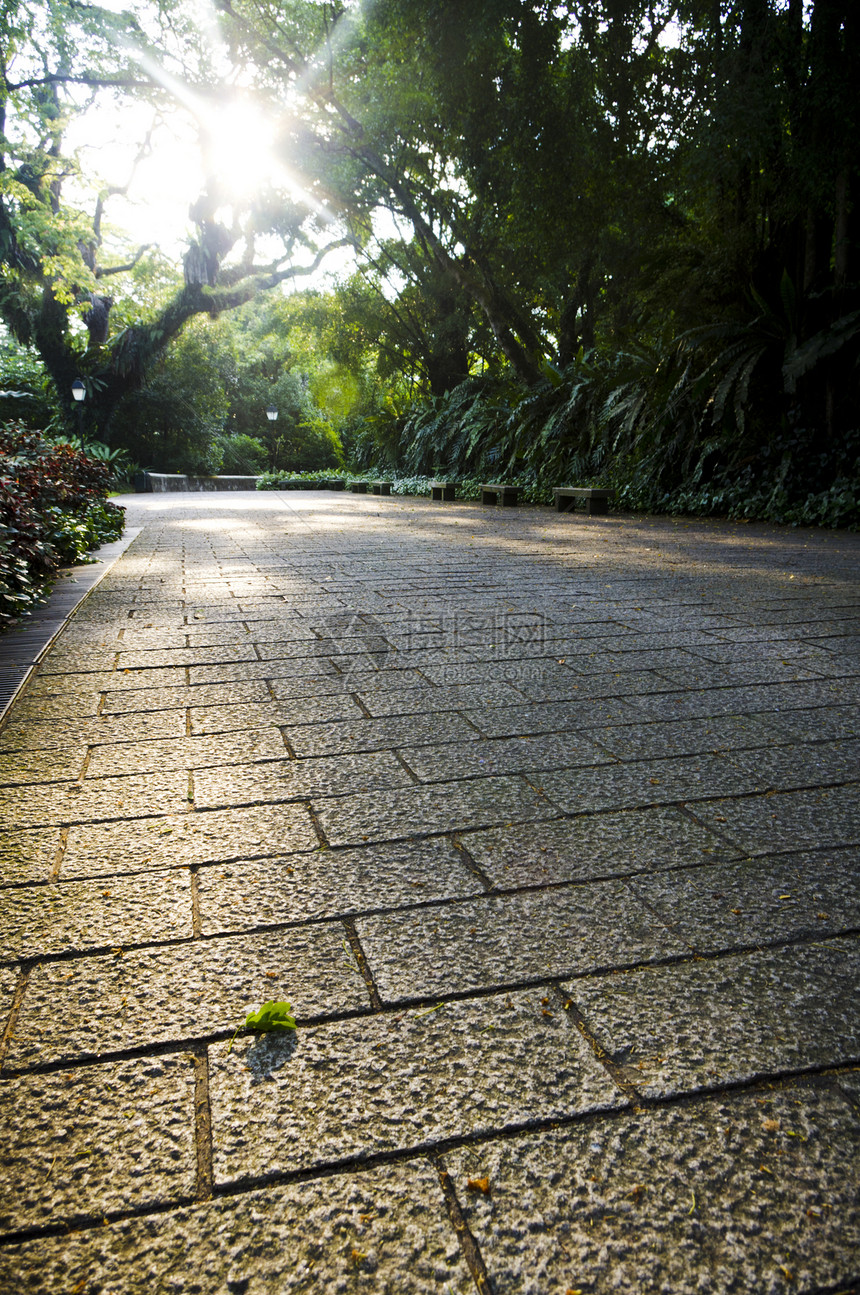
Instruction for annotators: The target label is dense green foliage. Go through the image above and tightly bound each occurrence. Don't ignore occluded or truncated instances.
[1,0,857,523]
[0,426,125,625]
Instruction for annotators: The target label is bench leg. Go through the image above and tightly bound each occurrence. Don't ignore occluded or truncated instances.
[481,490,496,506]
[586,497,609,515]
[556,497,576,513]
[501,494,517,507]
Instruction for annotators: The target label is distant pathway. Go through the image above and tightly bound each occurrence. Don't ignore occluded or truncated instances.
[0,490,858,1293]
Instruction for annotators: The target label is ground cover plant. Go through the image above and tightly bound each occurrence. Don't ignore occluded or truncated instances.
[0,425,125,628]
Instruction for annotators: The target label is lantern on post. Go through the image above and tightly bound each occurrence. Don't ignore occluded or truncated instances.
[71,379,86,451]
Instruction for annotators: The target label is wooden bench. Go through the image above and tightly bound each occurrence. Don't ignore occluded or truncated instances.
[554,487,615,516]
[325,478,345,490]
[349,480,369,494]
[431,480,456,501]
[481,483,519,507]
[371,482,392,496]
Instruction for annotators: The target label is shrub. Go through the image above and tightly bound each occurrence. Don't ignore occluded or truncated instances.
[0,425,125,628]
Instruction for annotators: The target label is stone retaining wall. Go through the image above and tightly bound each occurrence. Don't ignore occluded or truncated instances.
[138,473,260,492]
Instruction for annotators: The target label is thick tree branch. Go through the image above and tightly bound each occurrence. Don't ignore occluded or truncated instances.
[96,245,153,277]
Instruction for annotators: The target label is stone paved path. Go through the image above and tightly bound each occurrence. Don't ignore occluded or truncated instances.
[0,489,858,1294]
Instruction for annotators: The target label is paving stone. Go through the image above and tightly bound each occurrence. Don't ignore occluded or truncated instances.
[356,883,689,1003]
[0,772,188,830]
[627,677,860,721]
[0,868,192,958]
[460,807,739,887]
[537,740,858,815]
[32,650,119,675]
[61,803,318,878]
[116,644,259,669]
[403,731,614,782]
[594,712,778,760]
[836,1069,860,1113]
[193,750,412,810]
[210,990,624,1183]
[0,964,18,1016]
[7,925,370,1068]
[688,783,860,854]
[268,669,430,703]
[188,696,358,736]
[761,703,860,742]
[0,710,187,753]
[187,658,340,686]
[356,681,528,718]
[313,774,557,847]
[102,679,271,714]
[256,635,393,661]
[0,827,61,885]
[198,838,484,933]
[568,937,860,1097]
[445,1081,860,1295]
[514,668,682,703]
[629,849,860,954]
[30,665,188,693]
[461,697,639,737]
[8,692,102,722]
[86,728,287,778]
[287,712,480,758]
[0,1159,471,1294]
[0,1054,196,1234]
[0,746,88,787]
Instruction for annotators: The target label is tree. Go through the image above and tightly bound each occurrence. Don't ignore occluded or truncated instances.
[0,0,350,443]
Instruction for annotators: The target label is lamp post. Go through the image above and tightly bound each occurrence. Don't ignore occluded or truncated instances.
[266,404,280,471]
[71,379,86,451]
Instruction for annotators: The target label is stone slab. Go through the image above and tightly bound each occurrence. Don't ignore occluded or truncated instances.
[403,731,613,782]
[0,868,192,959]
[0,827,62,885]
[445,1081,860,1295]
[568,937,860,1097]
[209,989,625,1182]
[355,682,529,718]
[198,838,484,933]
[0,1159,471,1293]
[85,728,287,778]
[461,697,639,737]
[629,849,860,954]
[61,802,318,878]
[187,659,340,686]
[7,925,370,1068]
[0,772,188,830]
[538,740,859,816]
[286,712,481,759]
[313,774,557,847]
[0,709,187,753]
[269,668,430,700]
[356,883,689,1003]
[627,677,860,722]
[460,807,739,886]
[102,680,271,714]
[188,695,363,736]
[192,751,413,810]
[0,1054,196,1234]
[594,712,778,760]
[0,747,88,787]
[688,783,860,854]
[1,963,17,1017]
